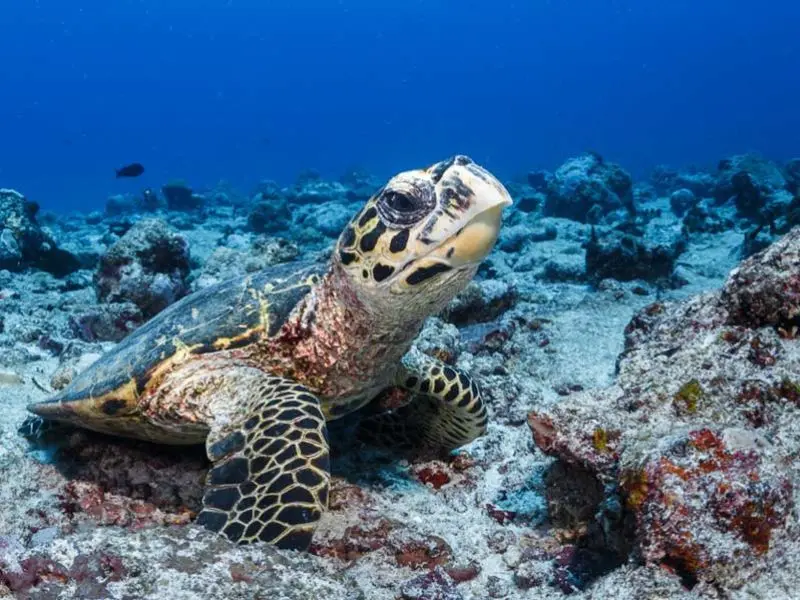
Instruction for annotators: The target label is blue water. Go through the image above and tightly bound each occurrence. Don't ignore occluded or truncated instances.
[1,0,798,212]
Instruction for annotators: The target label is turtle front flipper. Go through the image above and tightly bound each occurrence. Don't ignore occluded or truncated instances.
[358,352,489,454]
[195,371,330,550]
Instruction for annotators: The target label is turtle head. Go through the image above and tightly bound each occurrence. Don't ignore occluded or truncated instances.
[334,155,512,320]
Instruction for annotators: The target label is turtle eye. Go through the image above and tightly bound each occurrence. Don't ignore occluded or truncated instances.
[383,191,416,213]
[376,181,435,227]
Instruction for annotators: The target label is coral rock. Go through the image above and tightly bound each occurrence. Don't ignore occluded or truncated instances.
[399,566,464,600]
[1,527,361,599]
[682,200,734,234]
[650,165,716,198]
[529,226,800,591]
[544,153,633,223]
[105,194,136,216]
[70,301,144,342]
[162,180,204,211]
[0,189,80,276]
[669,188,697,217]
[720,226,800,329]
[714,154,788,216]
[247,194,291,233]
[94,219,190,318]
[621,426,792,586]
[193,237,299,290]
[585,221,687,283]
[444,280,517,326]
[312,518,452,570]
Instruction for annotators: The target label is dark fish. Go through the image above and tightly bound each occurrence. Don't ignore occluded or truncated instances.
[115,163,145,178]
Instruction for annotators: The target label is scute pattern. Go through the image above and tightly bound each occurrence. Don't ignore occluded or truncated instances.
[34,260,325,409]
[196,376,330,550]
[358,357,488,453]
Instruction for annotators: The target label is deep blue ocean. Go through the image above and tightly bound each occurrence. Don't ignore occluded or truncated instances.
[1,0,798,212]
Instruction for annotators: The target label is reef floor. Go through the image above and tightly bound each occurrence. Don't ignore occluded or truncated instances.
[1,153,799,599]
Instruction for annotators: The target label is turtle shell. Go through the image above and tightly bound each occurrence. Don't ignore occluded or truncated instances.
[29,260,326,424]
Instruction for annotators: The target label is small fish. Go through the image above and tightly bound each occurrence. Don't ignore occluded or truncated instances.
[115,162,145,178]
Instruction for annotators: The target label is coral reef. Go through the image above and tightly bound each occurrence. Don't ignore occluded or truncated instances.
[0,189,79,276]
[720,226,800,329]
[669,188,697,217]
[651,165,716,198]
[544,153,633,223]
[94,219,191,318]
[70,301,144,343]
[0,527,362,599]
[529,225,800,591]
[585,219,687,283]
[682,200,734,234]
[162,180,205,211]
[192,236,298,290]
[2,152,800,598]
[247,194,292,233]
[713,153,789,215]
[105,189,165,216]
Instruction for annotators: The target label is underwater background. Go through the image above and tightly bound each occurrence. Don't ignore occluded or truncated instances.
[3,2,800,600]
[1,0,799,212]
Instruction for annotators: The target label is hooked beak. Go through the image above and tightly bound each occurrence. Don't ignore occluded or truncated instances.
[425,157,513,267]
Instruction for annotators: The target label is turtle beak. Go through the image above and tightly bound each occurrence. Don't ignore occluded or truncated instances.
[424,156,513,267]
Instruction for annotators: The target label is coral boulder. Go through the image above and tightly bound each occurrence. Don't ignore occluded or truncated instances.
[720,226,800,330]
[544,153,633,223]
[529,226,800,591]
[94,219,190,319]
[0,189,80,276]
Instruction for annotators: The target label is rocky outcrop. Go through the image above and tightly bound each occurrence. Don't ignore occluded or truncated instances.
[650,165,716,198]
[529,226,800,591]
[544,153,633,223]
[69,301,144,343]
[443,280,518,326]
[668,188,697,217]
[162,180,204,211]
[286,172,351,205]
[105,189,164,215]
[192,236,299,290]
[585,220,687,283]
[682,200,734,234]
[0,189,80,276]
[720,226,800,329]
[94,219,190,319]
[247,194,291,234]
[713,154,789,214]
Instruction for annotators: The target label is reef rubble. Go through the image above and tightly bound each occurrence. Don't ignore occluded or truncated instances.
[0,152,799,598]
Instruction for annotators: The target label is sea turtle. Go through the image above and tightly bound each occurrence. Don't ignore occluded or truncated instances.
[21,155,512,550]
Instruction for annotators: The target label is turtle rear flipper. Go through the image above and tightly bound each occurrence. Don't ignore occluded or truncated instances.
[195,372,330,550]
[358,354,489,455]
[18,415,73,442]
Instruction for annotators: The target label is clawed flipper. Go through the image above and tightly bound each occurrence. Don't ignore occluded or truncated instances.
[195,373,330,550]
[358,353,488,455]
[18,415,72,443]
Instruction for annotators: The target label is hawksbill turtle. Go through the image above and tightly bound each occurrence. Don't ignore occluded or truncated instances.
[21,155,512,550]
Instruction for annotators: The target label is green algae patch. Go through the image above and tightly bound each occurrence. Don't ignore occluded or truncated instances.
[591,427,608,453]
[673,379,704,415]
